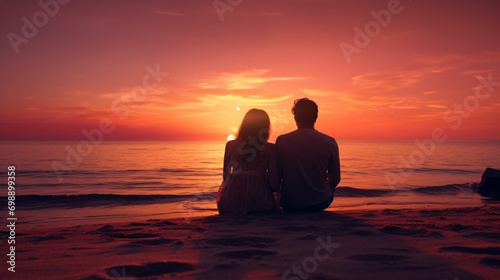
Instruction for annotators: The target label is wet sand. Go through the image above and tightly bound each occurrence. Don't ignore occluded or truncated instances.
[4,206,500,279]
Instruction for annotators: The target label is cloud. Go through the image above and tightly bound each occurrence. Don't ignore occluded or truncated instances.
[199,69,305,90]
[389,105,419,109]
[197,93,293,107]
[351,71,423,91]
[44,106,111,120]
[300,89,344,97]
[350,54,470,93]
[461,69,495,75]
[427,104,448,109]
[99,87,168,99]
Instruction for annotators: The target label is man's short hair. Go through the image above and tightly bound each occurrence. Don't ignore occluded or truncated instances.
[292,98,318,125]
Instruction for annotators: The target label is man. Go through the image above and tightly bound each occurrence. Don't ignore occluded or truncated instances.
[276,98,341,211]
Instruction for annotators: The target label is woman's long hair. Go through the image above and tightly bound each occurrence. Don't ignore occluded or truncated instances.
[236,109,270,164]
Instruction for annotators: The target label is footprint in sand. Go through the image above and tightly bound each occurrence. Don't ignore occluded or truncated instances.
[278,225,320,232]
[348,230,375,236]
[439,246,500,255]
[32,235,65,242]
[380,225,443,237]
[296,234,317,240]
[480,257,500,268]
[127,222,151,226]
[465,231,500,241]
[215,249,278,259]
[205,236,276,247]
[346,254,410,262]
[211,263,239,271]
[105,232,159,239]
[131,237,177,246]
[91,225,122,233]
[102,262,195,278]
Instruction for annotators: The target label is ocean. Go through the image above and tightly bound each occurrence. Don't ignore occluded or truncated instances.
[1,140,499,229]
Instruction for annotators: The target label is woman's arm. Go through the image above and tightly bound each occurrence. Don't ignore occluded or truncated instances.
[267,143,281,192]
[222,141,232,181]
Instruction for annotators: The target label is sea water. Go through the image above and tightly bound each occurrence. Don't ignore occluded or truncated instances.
[1,140,499,229]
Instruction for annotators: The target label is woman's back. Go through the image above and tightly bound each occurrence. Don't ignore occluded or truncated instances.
[217,140,276,214]
[226,140,271,173]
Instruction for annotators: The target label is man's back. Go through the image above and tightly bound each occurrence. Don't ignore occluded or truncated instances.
[276,128,340,210]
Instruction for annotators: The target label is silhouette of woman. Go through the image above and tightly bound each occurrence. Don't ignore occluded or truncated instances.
[217,109,280,214]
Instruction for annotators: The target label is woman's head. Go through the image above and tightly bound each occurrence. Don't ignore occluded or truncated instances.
[237,109,270,143]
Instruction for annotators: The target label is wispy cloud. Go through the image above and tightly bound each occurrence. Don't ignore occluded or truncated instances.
[197,93,293,107]
[351,71,426,92]
[427,104,448,109]
[389,105,419,109]
[350,54,467,93]
[301,89,344,97]
[461,69,495,75]
[99,87,168,99]
[199,69,305,90]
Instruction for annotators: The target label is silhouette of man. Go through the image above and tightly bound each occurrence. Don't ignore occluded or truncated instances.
[276,98,341,211]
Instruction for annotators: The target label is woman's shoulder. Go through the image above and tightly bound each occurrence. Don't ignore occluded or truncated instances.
[225,140,237,149]
[263,142,276,155]
[266,142,276,149]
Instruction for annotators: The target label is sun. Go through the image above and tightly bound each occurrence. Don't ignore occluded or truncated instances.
[227,134,236,141]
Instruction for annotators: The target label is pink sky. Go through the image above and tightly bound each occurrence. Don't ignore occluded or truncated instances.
[1,0,500,141]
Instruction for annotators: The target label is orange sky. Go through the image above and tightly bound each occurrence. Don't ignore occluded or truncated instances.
[1,0,500,141]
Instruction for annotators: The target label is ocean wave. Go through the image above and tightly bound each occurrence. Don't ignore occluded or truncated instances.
[335,183,478,197]
[16,168,221,178]
[412,167,479,174]
[0,194,197,210]
[0,183,480,210]
[410,183,478,195]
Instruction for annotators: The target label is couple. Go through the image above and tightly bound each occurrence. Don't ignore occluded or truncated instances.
[217,98,341,214]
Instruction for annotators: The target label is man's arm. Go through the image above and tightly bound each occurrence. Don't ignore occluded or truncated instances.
[267,144,281,192]
[328,140,341,192]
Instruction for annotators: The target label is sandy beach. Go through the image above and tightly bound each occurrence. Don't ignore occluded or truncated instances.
[3,205,498,280]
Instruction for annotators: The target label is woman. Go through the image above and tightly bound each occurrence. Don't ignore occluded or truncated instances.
[217,109,280,214]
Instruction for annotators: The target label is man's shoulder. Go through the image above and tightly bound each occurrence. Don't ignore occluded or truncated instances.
[277,131,295,137]
[276,131,296,142]
[315,130,337,143]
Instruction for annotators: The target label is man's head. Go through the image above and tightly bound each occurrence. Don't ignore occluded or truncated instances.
[292,98,318,128]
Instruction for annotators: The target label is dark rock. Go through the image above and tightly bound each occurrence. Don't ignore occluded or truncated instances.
[478,168,500,198]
